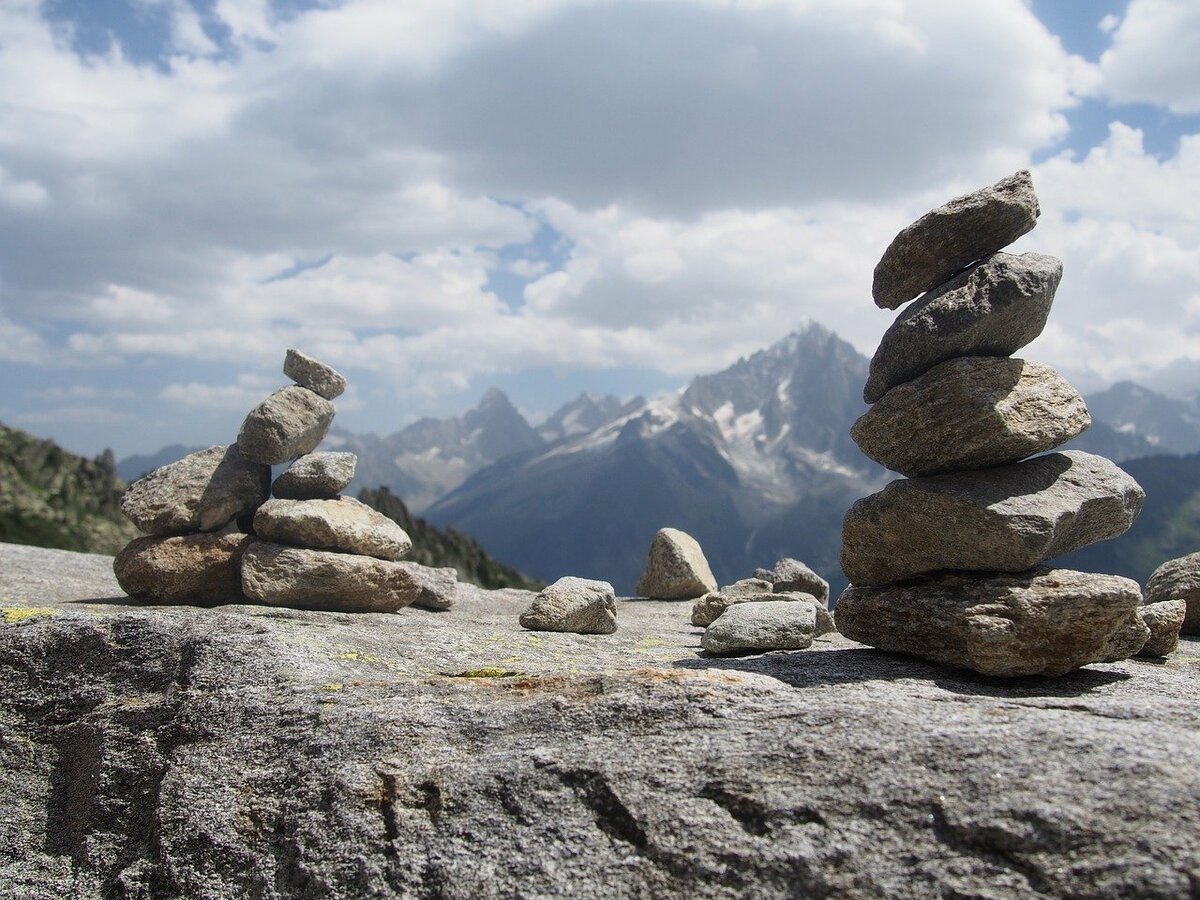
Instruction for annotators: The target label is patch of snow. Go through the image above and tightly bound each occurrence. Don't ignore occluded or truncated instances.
[1115,423,1138,434]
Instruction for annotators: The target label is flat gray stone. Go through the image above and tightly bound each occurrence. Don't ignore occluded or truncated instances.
[1096,609,1151,663]
[691,590,835,636]
[836,569,1142,676]
[120,444,270,536]
[852,357,1090,477]
[113,533,252,605]
[635,527,717,600]
[253,497,412,561]
[865,251,1062,402]
[272,451,357,500]
[240,541,420,612]
[519,576,617,634]
[1146,552,1200,635]
[397,561,458,611]
[700,601,816,656]
[841,451,1144,586]
[284,348,347,400]
[4,542,1200,899]
[872,169,1041,310]
[237,386,335,466]
[1139,599,1186,658]
[753,558,830,604]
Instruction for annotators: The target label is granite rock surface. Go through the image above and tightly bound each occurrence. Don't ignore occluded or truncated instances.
[237,386,335,466]
[872,170,1041,310]
[853,357,1090,477]
[865,251,1062,403]
[240,541,421,612]
[113,533,252,606]
[253,497,412,561]
[3,543,1200,899]
[119,444,269,536]
[840,451,1144,586]
[271,451,357,500]
[835,569,1142,677]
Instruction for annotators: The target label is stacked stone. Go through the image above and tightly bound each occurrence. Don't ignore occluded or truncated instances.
[115,349,444,613]
[835,171,1150,677]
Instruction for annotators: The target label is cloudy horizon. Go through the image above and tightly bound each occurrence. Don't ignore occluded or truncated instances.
[2,0,1199,458]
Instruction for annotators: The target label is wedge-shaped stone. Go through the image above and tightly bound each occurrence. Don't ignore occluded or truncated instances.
[284,348,347,400]
[1146,553,1200,635]
[397,561,458,611]
[1139,599,1186,658]
[836,569,1141,676]
[114,533,253,605]
[253,497,411,560]
[240,541,420,612]
[872,169,1040,310]
[865,252,1061,403]
[520,576,617,634]
[120,444,270,535]
[700,601,816,656]
[272,451,357,500]
[853,358,1090,477]
[691,589,835,635]
[752,558,830,604]
[238,386,335,465]
[636,527,717,600]
[1096,609,1151,663]
[840,451,1144,586]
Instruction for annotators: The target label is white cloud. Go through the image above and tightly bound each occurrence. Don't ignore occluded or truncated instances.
[160,372,278,410]
[5,0,1194,430]
[1022,123,1200,386]
[1099,0,1200,114]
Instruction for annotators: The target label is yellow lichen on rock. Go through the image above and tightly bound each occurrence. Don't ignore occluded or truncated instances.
[2,606,58,623]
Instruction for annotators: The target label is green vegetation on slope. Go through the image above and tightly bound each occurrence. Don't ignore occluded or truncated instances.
[358,486,542,591]
[0,422,140,554]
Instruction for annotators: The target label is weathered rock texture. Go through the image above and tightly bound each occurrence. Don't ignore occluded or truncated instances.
[3,543,1200,898]
[113,533,252,605]
[700,601,816,656]
[396,561,458,611]
[283,348,347,400]
[1146,552,1200,635]
[853,357,1090,477]
[119,445,269,536]
[636,527,718,599]
[865,251,1062,403]
[835,569,1142,676]
[692,590,834,636]
[237,386,335,466]
[240,541,420,612]
[253,497,412,561]
[1139,599,1187,658]
[271,451,357,500]
[752,558,829,604]
[872,169,1041,310]
[1096,609,1152,663]
[841,451,1144,586]
[519,576,618,635]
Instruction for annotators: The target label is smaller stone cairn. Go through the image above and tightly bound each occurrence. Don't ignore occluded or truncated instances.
[115,350,447,614]
[836,171,1151,676]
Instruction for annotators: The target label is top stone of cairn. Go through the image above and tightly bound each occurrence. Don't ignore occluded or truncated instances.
[872,170,1040,310]
[284,348,347,400]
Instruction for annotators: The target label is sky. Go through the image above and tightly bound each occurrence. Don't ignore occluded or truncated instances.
[1,0,1199,458]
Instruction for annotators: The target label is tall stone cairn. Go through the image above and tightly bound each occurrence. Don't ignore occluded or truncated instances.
[835,170,1156,676]
[114,349,439,613]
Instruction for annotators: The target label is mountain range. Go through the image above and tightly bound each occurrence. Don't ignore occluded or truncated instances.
[111,323,1200,597]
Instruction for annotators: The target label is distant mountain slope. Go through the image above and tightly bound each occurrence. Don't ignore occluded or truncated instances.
[535,393,637,443]
[427,324,885,595]
[328,388,546,512]
[1085,382,1200,455]
[357,486,542,591]
[1056,453,1200,586]
[0,423,139,554]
